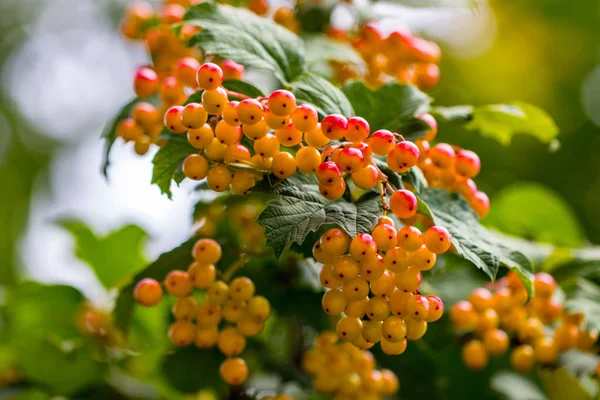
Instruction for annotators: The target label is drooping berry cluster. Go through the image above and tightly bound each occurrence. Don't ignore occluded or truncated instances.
[133,237,271,386]
[315,217,450,354]
[451,272,598,371]
[302,331,399,399]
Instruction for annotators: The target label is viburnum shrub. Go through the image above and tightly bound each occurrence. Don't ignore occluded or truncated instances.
[95,0,600,399]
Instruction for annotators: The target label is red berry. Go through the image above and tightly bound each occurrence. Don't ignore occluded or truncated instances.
[336,147,364,173]
[470,191,490,218]
[455,150,481,178]
[349,233,378,261]
[133,66,159,98]
[196,63,224,91]
[426,296,444,322]
[396,226,423,252]
[268,89,296,117]
[418,113,437,141]
[430,143,456,169]
[291,104,318,132]
[134,278,163,307]
[175,57,201,88]
[321,114,348,140]
[369,130,396,156]
[352,165,379,189]
[346,117,370,143]
[220,59,245,81]
[424,226,452,254]
[164,106,187,134]
[390,189,417,219]
[316,161,342,186]
[392,141,420,172]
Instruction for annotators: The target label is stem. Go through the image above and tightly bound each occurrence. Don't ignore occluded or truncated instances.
[223,254,252,282]
[224,89,252,100]
[393,133,406,141]
[378,180,389,211]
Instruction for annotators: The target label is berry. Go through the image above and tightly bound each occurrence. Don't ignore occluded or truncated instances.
[231,170,256,195]
[134,278,163,307]
[370,270,395,297]
[202,87,228,114]
[389,289,412,317]
[316,161,342,186]
[381,337,407,355]
[362,320,383,343]
[117,118,143,142]
[319,179,346,200]
[254,134,280,158]
[368,130,396,156]
[247,296,271,320]
[161,4,185,23]
[517,318,545,343]
[371,223,397,251]
[380,369,399,396]
[396,226,423,252]
[384,247,409,273]
[321,114,348,140]
[221,59,245,80]
[349,233,378,261]
[291,104,318,132]
[224,143,251,164]
[345,296,369,318]
[159,76,185,105]
[332,255,360,281]
[196,63,224,91]
[424,225,452,254]
[510,345,535,373]
[405,318,428,340]
[483,329,509,356]
[274,123,302,147]
[131,102,159,129]
[164,106,187,134]
[358,253,385,281]
[207,280,230,305]
[320,264,343,289]
[381,316,407,342]
[181,103,208,129]
[229,277,255,301]
[222,101,241,126]
[365,296,390,321]
[336,317,363,342]
[237,99,264,125]
[242,120,269,140]
[133,66,159,98]
[193,238,222,264]
[197,302,223,326]
[271,152,297,179]
[172,297,197,321]
[425,296,444,322]
[430,143,456,169]
[455,150,481,178]
[468,288,493,311]
[218,327,246,356]
[134,135,152,155]
[188,262,216,288]
[342,277,370,301]
[346,117,370,143]
[204,139,227,161]
[313,241,335,264]
[450,300,477,330]
[219,357,248,385]
[164,270,193,297]
[268,90,296,117]
[534,337,558,365]
[409,246,437,271]
[336,147,364,173]
[264,107,290,130]
[322,289,347,315]
[471,191,490,218]
[168,321,196,346]
[183,154,209,180]
[320,228,350,256]
[393,265,422,292]
[296,146,321,173]
[305,124,330,148]
[391,141,420,173]
[352,165,379,189]
[418,113,437,141]
[195,326,219,348]
[237,316,264,336]
[175,57,201,88]
[215,121,241,144]
[462,340,488,370]
[533,272,556,298]
[406,295,430,320]
[389,189,417,219]
[207,165,232,192]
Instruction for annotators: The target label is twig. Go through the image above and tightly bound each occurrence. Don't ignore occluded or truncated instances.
[223,254,252,282]
[225,90,252,100]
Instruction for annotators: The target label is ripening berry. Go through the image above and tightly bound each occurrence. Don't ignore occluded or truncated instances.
[382,248,407,274]
[296,146,321,173]
[271,152,297,179]
[305,124,330,148]
[218,327,246,356]
[342,277,370,301]
[321,114,348,140]
[417,113,437,141]
[159,76,185,106]
[161,3,185,23]
[229,277,255,301]
[404,319,426,341]
[172,296,197,321]
[370,270,396,297]
[316,161,342,186]
[336,147,364,173]
[424,225,452,254]
[359,253,385,281]
[510,345,535,373]
[237,316,264,336]
[173,58,201,90]
[453,177,478,200]
[263,107,289,130]
[254,134,279,158]
[313,241,335,264]
[183,154,209,180]
[133,66,159,98]
[362,320,383,343]
[291,104,318,132]
[193,238,222,264]
[483,329,509,356]
[396,266,423,292]
[180,103,208,129]
[406,295,430,321]
[222,101,241,126]
[501,307,527,332]
[320,264,342,289]
[430,143,456,169]
[471,191,490,218]
[322,289,347,315]
[275,123,302,147]
[188,262,216,289]
[391,141,420,173]
[390,189,417,219]
[195,326,219,349]
[134,135,152,155]
[336,317,363,342]
[221,59,245,80]
[247,296,271,320]
[381,337,407,356]
[230,170,255,195]
[345,296,368,318]
[164,106,187,134]
[168,321,195,346]
[349,233,377,261]
[224,143,251,164]
[188,124,214,149]
[409,246,437,271]
[534,337,558,365]
[397,226,424,252]
[388,289,411,317]
[352,165,378,190]
[533,272,556,298]
[117,118,143,142]
[371,223,397,251]
[368,130,396,155]
[164,270,193,297]
[517,318,545,343]
[237,99,264,125]
[219,357,248,386]
[425,296,444,322]
[450,300,477,330]
[332,255,360,281]
[365,296,390,321]
[206,280,230,305]
[319,179,346,200]
[202,87,228,114]
[380,369,399,396]
[215,121,241,145]
[132,102,159,130]
[462,340,488,370]
[203,138,226,161]
[346,116,370,143]
[381,315,407,342]
[416,139,430,160]
[554,323,579,352]
[242,120,269,140]
[197,302,223,326]
[134,278,163,307]
[196,63,223,91]
[268,89,296,117]
[455,150,481,178]
[207,165,232,192]
[469,288,494,312]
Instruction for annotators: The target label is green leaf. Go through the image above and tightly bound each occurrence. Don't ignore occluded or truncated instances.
[303,34,365,79]
[484,183,585,248]
[342,81,430,139]
[151,134,197,199]
[222,79,265,99]
[563,278,600,331]
[418,188,534,294]
[433,102,559,146]
[490,371,548,400]
[161,347,225,393]
[539,368,597,400]
[290,72,354,117]
[5,283,105,394]
[257,173,380,258]
[296,0,337,33]
[185,2,305,83]
[58,220,148,289]
[114,238,196,332]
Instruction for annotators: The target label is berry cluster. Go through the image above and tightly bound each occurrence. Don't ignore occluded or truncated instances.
[133,237,271,386]
[451,272,598,371]
[302,331,399,399]
[326,23,441,90]
[76,304,121,346]
[315,217,449,354]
